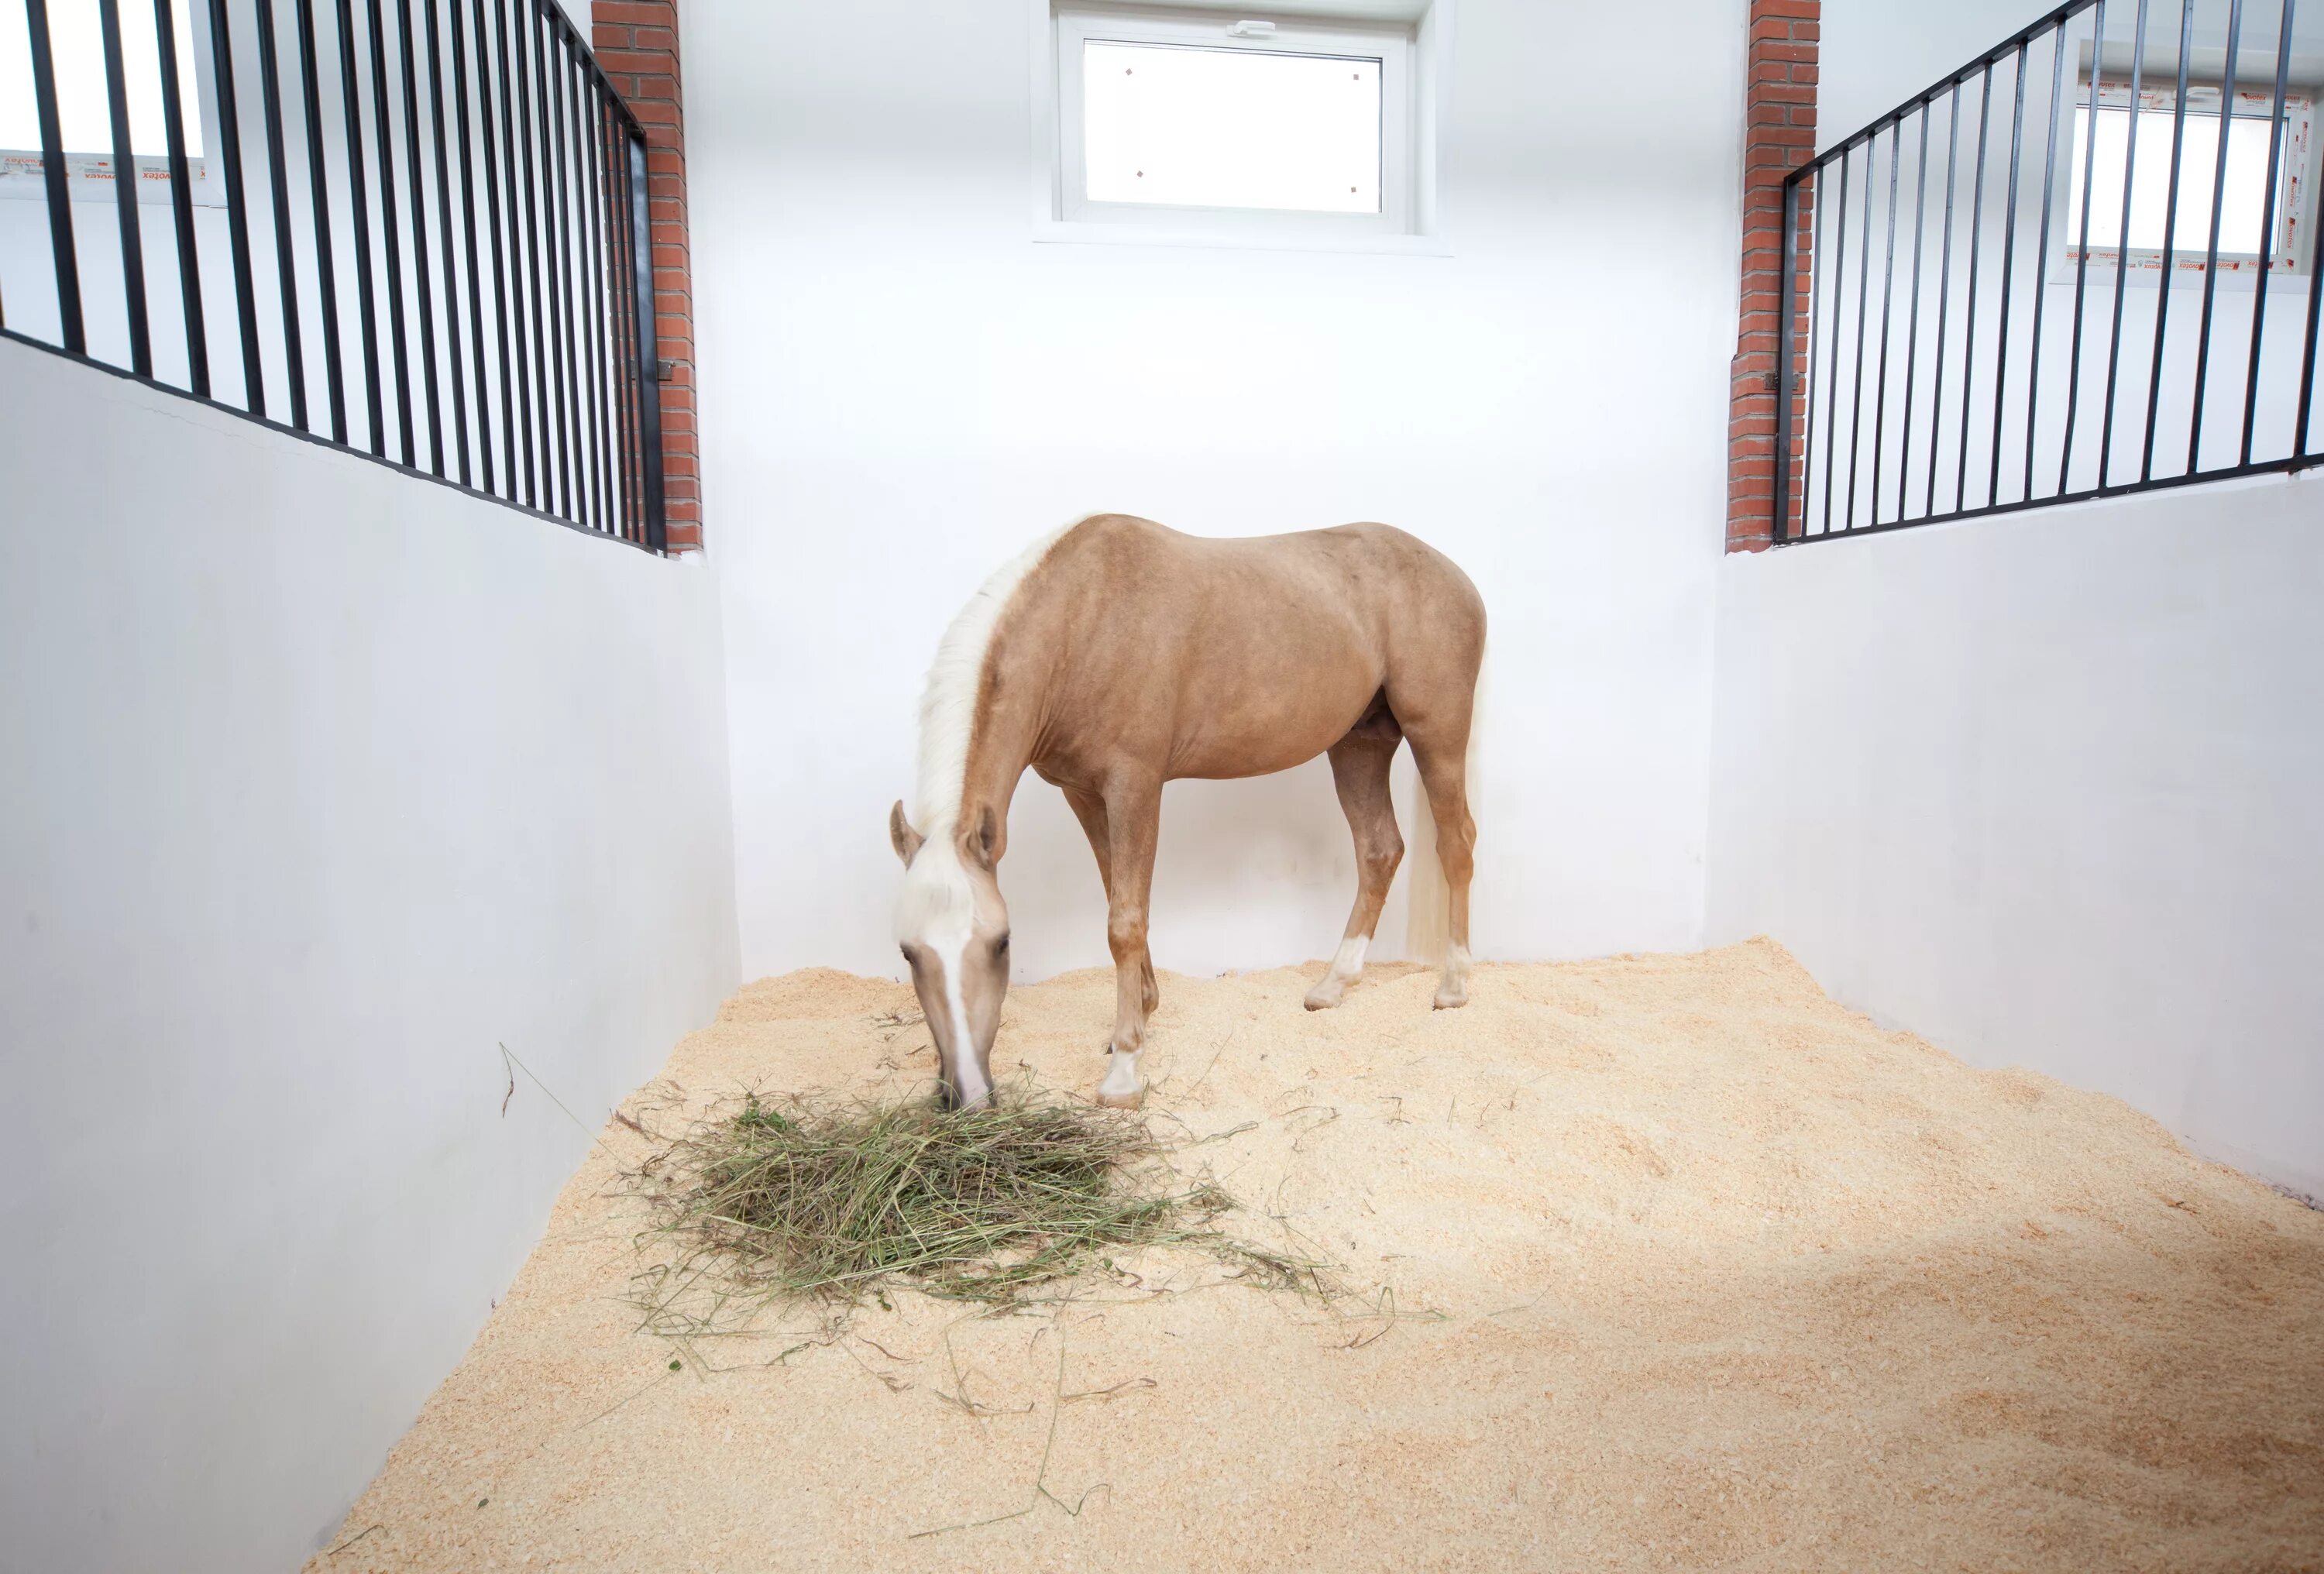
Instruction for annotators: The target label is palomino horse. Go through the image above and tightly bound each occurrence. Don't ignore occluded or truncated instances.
[889,514,1484,1111]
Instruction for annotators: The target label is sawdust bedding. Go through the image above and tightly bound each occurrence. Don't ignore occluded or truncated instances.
[309,940,2324,1572]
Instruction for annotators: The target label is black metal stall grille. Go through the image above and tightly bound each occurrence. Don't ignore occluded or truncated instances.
[3,0,666,552]
[1776,0,2322,544]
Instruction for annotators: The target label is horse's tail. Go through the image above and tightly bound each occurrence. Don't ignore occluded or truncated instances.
[1404,646,1485,966]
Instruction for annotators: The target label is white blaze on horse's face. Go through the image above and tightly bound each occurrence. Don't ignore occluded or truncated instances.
[889,802,1010,1110]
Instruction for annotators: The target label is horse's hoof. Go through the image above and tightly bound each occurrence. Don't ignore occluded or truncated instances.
[1303,984,1343,1012]
[1095,1087,1144,1110]
[1432,988,1468,1010]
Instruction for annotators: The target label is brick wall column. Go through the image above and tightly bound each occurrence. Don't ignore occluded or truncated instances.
[592,0,700,552]
[1729,0,1819,552]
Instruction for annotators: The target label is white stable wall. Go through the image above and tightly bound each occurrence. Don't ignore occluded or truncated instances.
[1745,0,2324,1205]
[0,338,740,1574]
[1707,469,2324,1200]
[692,0,1747,985]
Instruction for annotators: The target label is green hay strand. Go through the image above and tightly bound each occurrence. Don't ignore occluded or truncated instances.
[627,1083,1315,1330]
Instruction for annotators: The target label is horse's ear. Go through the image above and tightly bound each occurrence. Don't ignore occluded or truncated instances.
[889,801,924,866]
[962,803,1001,871]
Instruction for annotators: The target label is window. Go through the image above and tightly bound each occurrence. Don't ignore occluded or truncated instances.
[2064,77,2315,275]
[0,0,218,204]
[1040,3,1443,250]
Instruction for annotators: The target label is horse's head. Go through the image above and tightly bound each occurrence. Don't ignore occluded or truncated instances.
[888,800,1010,1109]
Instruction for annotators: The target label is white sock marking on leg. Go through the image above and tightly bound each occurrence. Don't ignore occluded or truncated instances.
[1098,1050,1140,1098]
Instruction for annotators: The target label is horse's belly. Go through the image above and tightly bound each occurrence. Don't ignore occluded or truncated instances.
[1167,665,1382,780]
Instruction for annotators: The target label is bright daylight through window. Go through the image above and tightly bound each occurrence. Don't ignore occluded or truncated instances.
[1050,6,1422,241]
[0,0,205,159]
[2065,84,2314,268]
[1083,40,1381,213]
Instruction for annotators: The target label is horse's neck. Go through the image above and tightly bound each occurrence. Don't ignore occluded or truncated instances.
[947,649,1047,847]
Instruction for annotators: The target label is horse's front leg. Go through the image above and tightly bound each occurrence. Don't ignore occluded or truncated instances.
[1095,772,1162,1109]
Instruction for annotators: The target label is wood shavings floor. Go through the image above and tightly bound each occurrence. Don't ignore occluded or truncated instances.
[308,940,2324,1572]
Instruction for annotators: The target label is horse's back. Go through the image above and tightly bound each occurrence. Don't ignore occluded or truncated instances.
[1058,514,1481,644]
[1023,516,1482,782]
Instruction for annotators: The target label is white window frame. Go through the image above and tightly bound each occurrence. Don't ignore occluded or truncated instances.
[1033,0,1452,255]
[2057,74,2316,283]
[0,0,225,207]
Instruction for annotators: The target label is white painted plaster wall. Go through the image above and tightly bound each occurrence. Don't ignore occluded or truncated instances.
[1741,0,2324,1204]
[690,0,1747,986]
[1706,469,2324,1199]
[0,338,740,1574]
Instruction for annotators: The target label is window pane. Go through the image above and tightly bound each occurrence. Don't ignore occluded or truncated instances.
[0,0,204,158]
[2068,102,2284,256]
[1083,40,1380,214]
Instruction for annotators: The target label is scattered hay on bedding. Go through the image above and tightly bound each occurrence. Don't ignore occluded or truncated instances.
[627,1083,1315,1333]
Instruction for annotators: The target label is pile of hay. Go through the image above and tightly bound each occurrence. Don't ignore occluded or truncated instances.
[629,1086,1307,1328]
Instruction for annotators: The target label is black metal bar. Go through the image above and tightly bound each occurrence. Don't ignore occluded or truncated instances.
[425,0,470,483]
[564,44,595,531]
[538,11,576,520]
[1820,147,1851,536]
[253,0,307,428]
[208,0,266,413]
[154,0,210,394]
[365,0,414,463]
[2237,0,2296,467]
[1895,108,1931,523]
[1925,84,1962,517]
[1868,125,1903,525]
[294,0,345,438]
[474,0,517,498]
[25,0,85,354]
[494,0,534,503]
[586,63,614,534]
[1954,62,1994,511]
[1986,42,2029,507]
[2140,0,2195,482]
[2298,215,2324,457]
[2023,19,2069,498]
[1775,174,1802,544]
[626,131,666,552]
[1792,166,1826,545]
[98,0,153,378]
[2300,105,2324,459]
[579,73,613,537]
[2057,0,2106,492]
[1844,135,1876,531]
[513,0,551,508]
[396,0,442,473]
[607,101,641,537]
[549,30,583,523]
[450,0,490,488]
[2185,0,2243,475]
[2096,0,2150,489]
[335,0,383,451]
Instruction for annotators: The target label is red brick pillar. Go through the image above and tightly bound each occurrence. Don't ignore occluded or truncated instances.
[1729,0,1818,552]
[592,0,700,552]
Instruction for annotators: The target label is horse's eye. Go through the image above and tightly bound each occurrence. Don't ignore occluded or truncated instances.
[995,933,1011,954]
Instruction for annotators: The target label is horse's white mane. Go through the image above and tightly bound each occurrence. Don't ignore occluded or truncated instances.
[909,519,1079,837]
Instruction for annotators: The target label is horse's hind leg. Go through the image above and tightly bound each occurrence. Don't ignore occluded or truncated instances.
[1305,696,1404,1012]
[1408,730,1477,1009]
